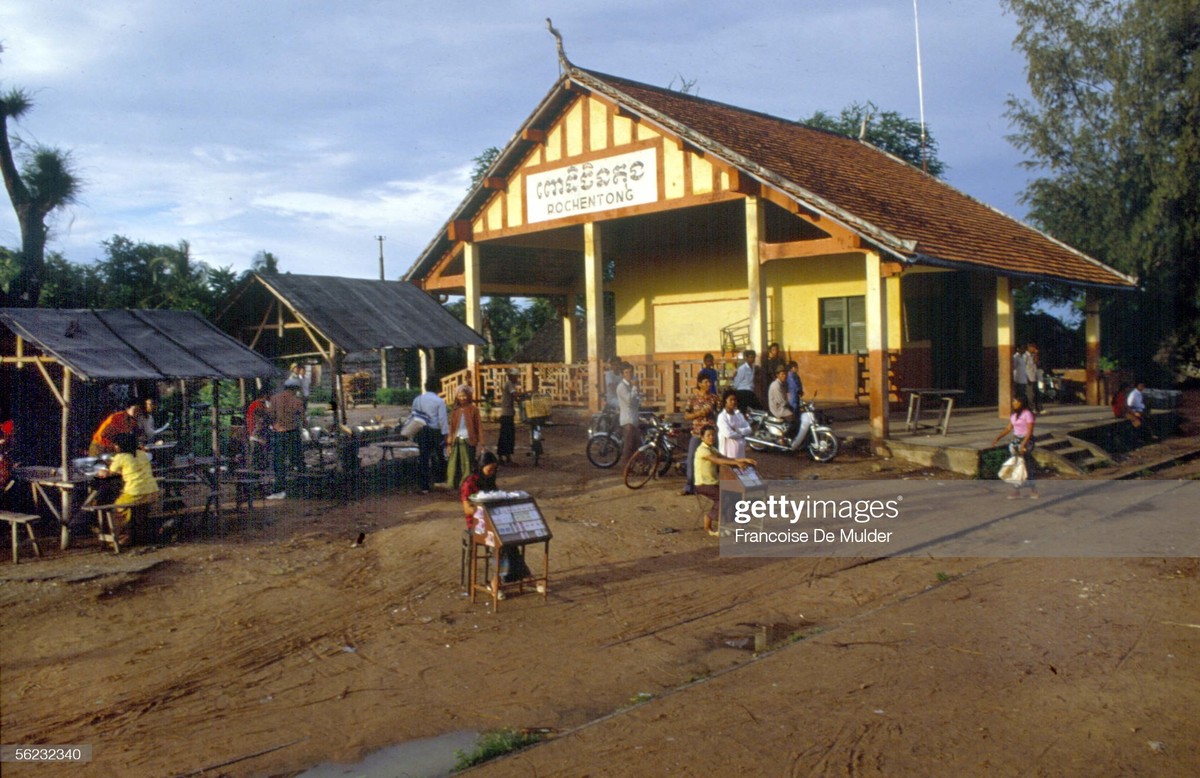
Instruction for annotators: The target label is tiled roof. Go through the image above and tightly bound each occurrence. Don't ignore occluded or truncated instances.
[575,68,1134,289]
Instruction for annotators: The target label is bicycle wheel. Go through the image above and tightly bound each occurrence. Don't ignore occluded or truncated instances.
[586,434,621,468]
[623,446,659,489]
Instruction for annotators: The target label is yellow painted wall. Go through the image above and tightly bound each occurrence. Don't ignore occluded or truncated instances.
[613,251,904,358]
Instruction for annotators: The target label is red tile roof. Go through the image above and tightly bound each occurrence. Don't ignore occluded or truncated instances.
[575,68,1134,289]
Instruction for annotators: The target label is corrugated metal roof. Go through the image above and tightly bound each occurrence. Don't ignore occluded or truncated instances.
[253,274,485,352]
[0,308,281,381]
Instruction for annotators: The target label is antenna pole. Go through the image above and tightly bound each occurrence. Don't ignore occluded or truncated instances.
[913,0,928,174]
[375,235,386,280]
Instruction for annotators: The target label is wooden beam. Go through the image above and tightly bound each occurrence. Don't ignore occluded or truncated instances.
[448,220,474,242]
[565,82,590,95]
[731,170,760,196]
[615,105,640,121]
[425,273,465,292]
[681,139,705,158]
[880,261,905,278]
[759,236,862,262]
[482,177,506,190]
[522,128,547,143]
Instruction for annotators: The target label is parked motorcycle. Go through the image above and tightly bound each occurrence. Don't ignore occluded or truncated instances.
[745,397,839,462]
[586,407,622,468]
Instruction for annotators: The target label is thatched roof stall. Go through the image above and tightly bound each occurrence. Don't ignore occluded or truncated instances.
[1,308,280,539]
[215,273,485,423]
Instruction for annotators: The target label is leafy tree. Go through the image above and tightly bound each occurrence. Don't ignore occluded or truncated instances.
[0,88,82,306]
[469,147,500,189]
[801,101,946,176]
[251,250,280,275]
[1004,0,1200,379]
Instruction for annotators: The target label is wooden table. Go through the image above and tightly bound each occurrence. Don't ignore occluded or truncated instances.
[902,388,966,436]
[13,466,89,550]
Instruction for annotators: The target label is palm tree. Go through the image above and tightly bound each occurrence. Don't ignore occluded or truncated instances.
[1,87,81,306]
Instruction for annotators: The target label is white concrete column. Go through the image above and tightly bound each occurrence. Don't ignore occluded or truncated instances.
[996,275,1014,417]
[865,251,890,440]
[583,222,605,411]
[463,242,482,367]
[745,196,767,351]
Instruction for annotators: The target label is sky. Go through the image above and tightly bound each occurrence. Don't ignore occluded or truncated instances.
[1,1,1038,283]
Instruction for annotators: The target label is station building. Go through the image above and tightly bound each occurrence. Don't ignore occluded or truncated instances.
[404,58,1134,440]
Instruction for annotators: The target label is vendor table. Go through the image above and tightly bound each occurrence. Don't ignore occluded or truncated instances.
[467,492,551,611]
[14,465,90,549]
[902,388,966,436]
[0,510,42,563]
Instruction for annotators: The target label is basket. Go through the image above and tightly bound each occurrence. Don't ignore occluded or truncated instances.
[522,397,552,421]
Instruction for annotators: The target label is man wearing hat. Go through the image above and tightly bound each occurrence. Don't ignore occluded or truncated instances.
[266,377,308,500]
[497,368,521,465]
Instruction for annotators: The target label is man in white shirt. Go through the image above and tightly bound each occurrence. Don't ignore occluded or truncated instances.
[411,378,449,493]
[733,349,760,410]
[617,362,641,461]
[1012,345,1028,402]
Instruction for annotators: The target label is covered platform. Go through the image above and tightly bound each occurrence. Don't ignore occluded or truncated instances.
[831,403,1179,477]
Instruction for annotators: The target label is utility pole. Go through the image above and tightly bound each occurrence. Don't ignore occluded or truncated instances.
[376,235,389,388]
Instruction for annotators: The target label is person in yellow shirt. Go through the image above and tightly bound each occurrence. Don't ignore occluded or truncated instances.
[693,424,755,536]
[96,433,160,542]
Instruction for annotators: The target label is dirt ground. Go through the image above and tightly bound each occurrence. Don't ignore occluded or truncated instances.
[1,397,1198,777]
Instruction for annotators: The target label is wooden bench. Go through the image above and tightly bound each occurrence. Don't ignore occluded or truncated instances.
[0,511,42,563]
[80,496,157,554]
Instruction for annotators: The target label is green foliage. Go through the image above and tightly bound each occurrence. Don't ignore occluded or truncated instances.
[453,728,542,771]
[375,387,420,406]
[800,101,946,176]
[2,87,83,306]
[1004,0,1200,381]
[443,295,559,362]
[469,146,501,189]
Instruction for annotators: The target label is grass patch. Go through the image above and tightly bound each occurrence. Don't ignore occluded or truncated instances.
[936,571,950,582]
[454,728,543,771]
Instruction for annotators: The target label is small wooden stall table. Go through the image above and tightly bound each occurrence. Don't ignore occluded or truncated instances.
[14,465,90,550]
[719,464,768,533]
[0,510,42,563]
[377,440,418,461]
[901,388,966,436]
[467,491,551,611]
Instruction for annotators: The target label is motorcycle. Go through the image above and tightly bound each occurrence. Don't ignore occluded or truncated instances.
[745,397,839,462]
[585,406,622,468]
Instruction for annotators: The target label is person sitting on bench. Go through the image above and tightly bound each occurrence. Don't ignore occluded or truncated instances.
[95,433,160,543]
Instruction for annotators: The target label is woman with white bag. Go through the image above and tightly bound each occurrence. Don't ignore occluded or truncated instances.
[992,396,1040,500]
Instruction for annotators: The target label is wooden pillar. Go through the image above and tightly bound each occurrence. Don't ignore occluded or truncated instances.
[995,276,1014,417]
[865,252,890,441]
[60,367,72,550]
[583,222,605,411]
[1085,291,1101,404]
[463,242,482,368]
[745,196,767,351]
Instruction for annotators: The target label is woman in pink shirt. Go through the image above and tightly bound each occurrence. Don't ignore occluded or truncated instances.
[992,396,1039,499]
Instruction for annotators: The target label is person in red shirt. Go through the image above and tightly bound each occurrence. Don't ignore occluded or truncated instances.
[245,387,271,471]
[89,403,145,456]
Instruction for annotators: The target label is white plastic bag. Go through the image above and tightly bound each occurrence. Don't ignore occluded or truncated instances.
[998,455,1027,486]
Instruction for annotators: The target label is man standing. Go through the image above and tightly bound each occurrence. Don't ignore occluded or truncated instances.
[411,377,449,494]
[786,361,805,413]
[1024,343,1043,414]
[267,378,307,500]
[762,342,785,403]
[698,353,720,396]
[1012,344,1029,404]
[617,362,641,462]
[497,368,520,466]
[604,356,622,411]
[733,349,760,411]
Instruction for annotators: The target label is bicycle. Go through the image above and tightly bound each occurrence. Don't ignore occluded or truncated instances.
[623,413,686,489]
[519,393,551,466]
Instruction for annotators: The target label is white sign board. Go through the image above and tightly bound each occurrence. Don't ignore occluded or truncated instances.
[525,147,658,224]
